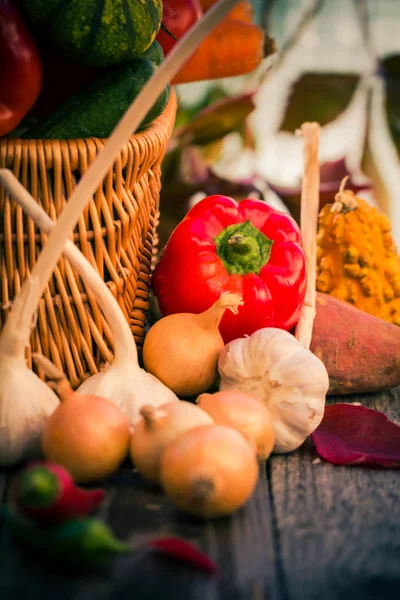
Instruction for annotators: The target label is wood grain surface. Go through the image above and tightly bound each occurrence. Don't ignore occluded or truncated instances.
[0,391,399,600]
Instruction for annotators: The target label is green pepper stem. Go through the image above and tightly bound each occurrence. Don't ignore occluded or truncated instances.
[215,221,273,275]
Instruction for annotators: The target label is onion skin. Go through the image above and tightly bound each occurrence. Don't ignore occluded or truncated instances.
[42,387,130,484]
[196,390,275,460]
[160,425,259,518]
[130,402,214,484]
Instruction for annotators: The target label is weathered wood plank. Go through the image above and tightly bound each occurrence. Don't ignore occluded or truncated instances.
[0,464,279,600]
[0,391,398,599]
[268,391,400,600]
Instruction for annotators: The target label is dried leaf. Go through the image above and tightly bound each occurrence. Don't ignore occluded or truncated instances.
[174,93,256,145]
[280,74,360,132]
[147,537,217,573]
[311,404,400,468]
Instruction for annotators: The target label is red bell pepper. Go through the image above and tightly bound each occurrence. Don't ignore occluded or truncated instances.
[0,0,42,136]
[156,0,203,56]
[152,195,307,343]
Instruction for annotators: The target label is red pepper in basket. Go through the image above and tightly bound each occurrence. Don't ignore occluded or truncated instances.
[152,195,307,343]
[10,461,105,526]
[156,0,203,56]
[0,0,42,136]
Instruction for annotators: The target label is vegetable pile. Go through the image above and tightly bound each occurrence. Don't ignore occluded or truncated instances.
[0,0,270,140]
[1,2,400,569]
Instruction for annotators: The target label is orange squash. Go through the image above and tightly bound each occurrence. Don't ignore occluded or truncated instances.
[316,178,400,325]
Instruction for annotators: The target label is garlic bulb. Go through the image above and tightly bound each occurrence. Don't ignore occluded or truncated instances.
[0,278,59,466]
[0,171,178,428]
[218,328,329,453]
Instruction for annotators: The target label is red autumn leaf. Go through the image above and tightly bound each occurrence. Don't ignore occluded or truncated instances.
[147,536,217,573]
[311,404,400,468]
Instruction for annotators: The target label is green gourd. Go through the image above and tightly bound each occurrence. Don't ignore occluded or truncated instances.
[21,0,163,67]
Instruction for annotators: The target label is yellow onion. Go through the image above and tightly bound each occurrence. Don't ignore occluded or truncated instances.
[143,293,243,396]
[197,390,275,460]
[41,369,130,483]
[160,425,259,518]
[130,401,214,483]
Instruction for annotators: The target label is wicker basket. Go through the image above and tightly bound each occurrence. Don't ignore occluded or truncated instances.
[0,93,177,388]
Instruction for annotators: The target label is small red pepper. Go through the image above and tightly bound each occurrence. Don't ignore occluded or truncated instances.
[147,537,217,573]
[0,0,42,136]
[10,461,105,526]
[156,0,203,56]
[152,195,307,343]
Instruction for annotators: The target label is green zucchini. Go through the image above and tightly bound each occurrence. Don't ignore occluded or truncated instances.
[22,59,170,140]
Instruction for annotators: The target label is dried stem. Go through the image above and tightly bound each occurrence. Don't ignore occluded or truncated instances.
[200,293,244,328]
[331,176,359,213]
[295,122,321,350]
[140,405,168,425]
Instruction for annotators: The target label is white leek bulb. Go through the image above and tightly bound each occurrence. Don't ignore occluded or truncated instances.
[1,172,178,428]
[0,279,59,466]
[218,328,329,453]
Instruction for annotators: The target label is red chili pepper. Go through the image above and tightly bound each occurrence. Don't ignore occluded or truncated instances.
[152,195,307,343]
[147,537,217,573]
[10,462,105,526]
[0,0,42,136]
[156,0,203,55]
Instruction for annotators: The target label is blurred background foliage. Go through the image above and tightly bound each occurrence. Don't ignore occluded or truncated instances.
[158,0,400,248]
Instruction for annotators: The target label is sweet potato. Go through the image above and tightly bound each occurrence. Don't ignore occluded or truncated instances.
[310,292,400,395]
[171,20,266,85]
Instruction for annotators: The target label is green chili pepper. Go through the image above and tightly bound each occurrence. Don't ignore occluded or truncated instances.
[4,505,131,570]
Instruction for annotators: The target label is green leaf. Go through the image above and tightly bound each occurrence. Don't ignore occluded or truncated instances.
[174,92,256,145]
[280,73,360,132]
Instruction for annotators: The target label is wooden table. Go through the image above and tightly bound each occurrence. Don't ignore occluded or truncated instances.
[1,391,399,600]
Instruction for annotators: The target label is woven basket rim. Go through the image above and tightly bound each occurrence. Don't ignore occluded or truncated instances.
[1,90,177,146]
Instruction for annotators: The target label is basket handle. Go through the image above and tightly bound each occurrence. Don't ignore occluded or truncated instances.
[294,122,321,350]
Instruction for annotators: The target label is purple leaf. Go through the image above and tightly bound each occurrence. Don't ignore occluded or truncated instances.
[311,404,400,468]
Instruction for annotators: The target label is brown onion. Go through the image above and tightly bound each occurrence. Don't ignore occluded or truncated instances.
[42,379,130,483]
[160,425,259,518]
[130,401,214,483]
[196,390,275,460]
